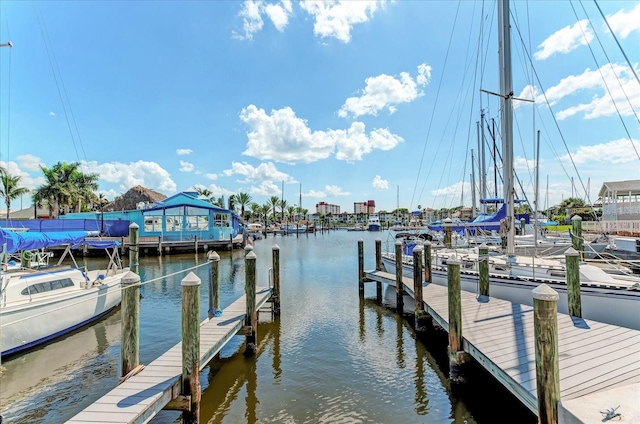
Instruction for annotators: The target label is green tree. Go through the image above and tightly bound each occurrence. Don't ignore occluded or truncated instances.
[33,162,99,217]
[268,196,280,223]
[235,192,253,223]
[0,167,30,220]
[249,202,261,222]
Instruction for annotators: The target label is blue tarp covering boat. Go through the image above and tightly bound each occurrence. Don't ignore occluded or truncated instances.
[0,229,120,253]
[427,203,530,233]
[0,219,131,237]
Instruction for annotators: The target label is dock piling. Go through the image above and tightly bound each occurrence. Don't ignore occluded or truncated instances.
[571,215,583,260]
[272,244,281,316]
[181,272,201,423]
[564,247,582,318]
[478,244,489,297]
[207,251,221,318]
[375,238,383,301]
[424,241,432,284]
[532,284,560,424]
[121,271,140,378]
[395,241,404,312]
[444,219,452,248]
[128,223,139,274]
[413,245,427,332]
[447,257,466,384]
[245,251,258,355]
[358,239,365,298]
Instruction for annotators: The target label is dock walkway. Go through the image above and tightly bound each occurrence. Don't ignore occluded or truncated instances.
[67,287,272,424]
[364,270,640,423]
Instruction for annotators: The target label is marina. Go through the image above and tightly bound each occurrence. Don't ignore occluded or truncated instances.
[0,231,536,423]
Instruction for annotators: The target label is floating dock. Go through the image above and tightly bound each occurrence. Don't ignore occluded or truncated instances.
[66,287,272,424]
[364,270,640,423]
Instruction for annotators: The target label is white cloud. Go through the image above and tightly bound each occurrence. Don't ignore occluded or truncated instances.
[514,84,540,107]
[513,156,536,172]
[223,161,294,183]
[17,154,44,171]
[205,173,218,180]
[339,63,431,118]
[372,175,389,190]
[179,161,195,172]
[249,180,281,196]
[539,63,640,120]
[304,189,326,198]
[233,0,292,40]
[82,160,177,193]
[208,183,236,197]
[264,1,293,32]
[300,0,386,43]
[240,104,403,163]
[607,3,640,39]
[49,111,56,116]
[176,149,192,155]
[0,160,44,191]
[534,19,593,60]
[561,138,640,164]
[430,181,470,197]
[325,185,350,196]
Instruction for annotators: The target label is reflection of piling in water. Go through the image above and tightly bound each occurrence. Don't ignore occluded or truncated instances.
[413,245,428,333]
[395,241,404,312]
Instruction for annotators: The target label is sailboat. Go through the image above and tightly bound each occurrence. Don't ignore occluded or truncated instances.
[382,0,640,330]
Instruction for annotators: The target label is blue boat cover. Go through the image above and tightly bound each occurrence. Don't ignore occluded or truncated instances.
[0,229,120,253]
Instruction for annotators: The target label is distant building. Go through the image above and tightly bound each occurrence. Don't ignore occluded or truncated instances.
[316,201,340,215]
[354,200,375,214]
[598,180,640,221]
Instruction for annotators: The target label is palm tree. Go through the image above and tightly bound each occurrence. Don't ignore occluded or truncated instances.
[235,192,252,223]
[286,206,296,223]
[33,162,98,217]
[249,202,261,223]
[195,186,213,202]
[268,196,280,223]
[0,167,30,220]
[279,199,288,223]
[260,204,271,228]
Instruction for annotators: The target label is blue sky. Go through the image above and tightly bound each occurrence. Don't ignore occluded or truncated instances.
[0,0,638,214]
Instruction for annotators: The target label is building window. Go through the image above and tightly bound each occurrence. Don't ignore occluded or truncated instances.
[213,213,228,227]
[144,216,163,232]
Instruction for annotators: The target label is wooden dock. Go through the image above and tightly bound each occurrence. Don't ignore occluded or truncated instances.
[67,287,272,424]
[364,270,640,423]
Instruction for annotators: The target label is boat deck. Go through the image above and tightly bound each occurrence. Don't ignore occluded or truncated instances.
[364,270,640,422]
[66,287,272,424]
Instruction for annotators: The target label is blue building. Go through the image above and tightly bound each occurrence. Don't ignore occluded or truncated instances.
[63,191,240,243]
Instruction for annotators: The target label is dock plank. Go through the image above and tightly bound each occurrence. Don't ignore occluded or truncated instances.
[364,269,640,416]
[67,287,271,424]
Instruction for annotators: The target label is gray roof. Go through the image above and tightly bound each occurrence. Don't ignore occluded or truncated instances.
[598,180,640,197]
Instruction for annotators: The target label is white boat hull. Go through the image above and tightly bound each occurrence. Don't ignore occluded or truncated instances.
[1,269,124,356]
[381,256,640,330]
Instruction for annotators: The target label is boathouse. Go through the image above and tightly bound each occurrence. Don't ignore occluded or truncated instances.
[62,190,241,250]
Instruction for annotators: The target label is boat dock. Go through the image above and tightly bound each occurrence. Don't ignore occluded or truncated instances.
[360,242,640,423]
[66,288,272,424]
[67,246,280,424]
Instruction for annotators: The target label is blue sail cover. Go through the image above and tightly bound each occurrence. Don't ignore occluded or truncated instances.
[0,229,119,253]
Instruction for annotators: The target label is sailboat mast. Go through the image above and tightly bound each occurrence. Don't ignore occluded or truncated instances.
[471,149,477,218]
[498,0,515,255]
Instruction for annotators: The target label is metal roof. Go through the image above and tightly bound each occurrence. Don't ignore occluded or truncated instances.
[598,180,640,197]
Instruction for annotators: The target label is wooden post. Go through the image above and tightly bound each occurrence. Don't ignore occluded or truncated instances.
[245,244,253,256]
[194,235,198,253]
[128,223,139,274]
[423,241,432,284]
[157,236,162,257]
[229,234,233,250]
[121,271,140,378]
[533,284,560,424]
[272,244,281,316]
[375,238,383,301]
[181,272,201,422]
[413,245,427,332]
[447,257,465,384]
[520,218,526,235]
[358,239,365,298]
[207,251,221,318]
[245,251,257,355]
[444,218,452,248]
[478,244,489,297]
[565,247,582,318]
[395,241,403,313]
[571,215,583,260]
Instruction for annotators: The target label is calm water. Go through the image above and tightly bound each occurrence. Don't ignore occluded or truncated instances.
[0,231,535,423]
